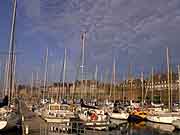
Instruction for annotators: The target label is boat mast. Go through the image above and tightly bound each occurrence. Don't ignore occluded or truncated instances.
[130,76,133,101]
[151,67,154,104]
[141,72,144,109]
[80,32,86,99]
[31,72,34,98]
[62,48,67,99]
[12,54,16,98]
[166,48,171,111]
[7,0,17,105]
[0,61,4,98]
[95,64,98,100]
[178,65,180,108]
[43,48,48,103]
[36,71,40,100]
[104,69,108,101]
[128,64,133,101]
[122,75,125,104]
[100,72,103,101]
[113,58,116,103]
[0,62,2,97]
[170,67,173,109]
[109,70,113,101]
[4,59,8,97]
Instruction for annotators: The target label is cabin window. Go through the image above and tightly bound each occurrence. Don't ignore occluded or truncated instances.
[60,106,68,110]
[50,105,60,110]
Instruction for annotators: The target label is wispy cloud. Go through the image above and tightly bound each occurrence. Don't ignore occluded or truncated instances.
[15,0,180,81]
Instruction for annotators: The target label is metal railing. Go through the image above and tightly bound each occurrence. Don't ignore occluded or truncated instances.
[39,121,116,135]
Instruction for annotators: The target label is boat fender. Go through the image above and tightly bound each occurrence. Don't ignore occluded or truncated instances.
[25,125,29,135]
[91,113,98,120]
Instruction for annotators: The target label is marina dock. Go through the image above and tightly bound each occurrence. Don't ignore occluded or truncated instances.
[19,100,124,135]
[20,101,46,135]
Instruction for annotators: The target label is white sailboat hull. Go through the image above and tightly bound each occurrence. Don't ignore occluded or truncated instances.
[147,114,180,124]
[110,112,129,120]
[172,119,180,129]
[0,121,7,130]
[79,113,109,130]
[0,112,19,131]
[44,117,70,123]
[84,121,109,130]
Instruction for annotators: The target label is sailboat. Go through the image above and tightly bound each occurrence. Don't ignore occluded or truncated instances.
[0,0,20,131]
[128,72,149,123]
[150,68,164,109]
[109,59,129,121]
[40,48,78,133]
[171,65,180,129]
[41,103,76,123]
[147,48,180,124]
[76,32,109,130]
[109,110,129,120]
[78,107,109,130]
[145,68,165,113]
[40,48,49,105]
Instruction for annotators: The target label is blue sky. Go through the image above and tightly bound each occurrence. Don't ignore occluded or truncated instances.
[1,0,180,84]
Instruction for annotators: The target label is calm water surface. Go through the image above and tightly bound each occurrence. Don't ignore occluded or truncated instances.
[1,121,180,135]
[112,121,180,135]
[86,121,180,135]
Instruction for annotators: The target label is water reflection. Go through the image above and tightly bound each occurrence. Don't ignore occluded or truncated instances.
[117,121,180,135]
[0,127,21,135]
[85,121,180,135]
[0,121,180,135]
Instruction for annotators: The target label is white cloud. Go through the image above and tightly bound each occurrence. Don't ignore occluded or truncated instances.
[16,0,180,81]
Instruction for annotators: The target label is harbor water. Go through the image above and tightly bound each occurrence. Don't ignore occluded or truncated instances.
[38,120,180,135]
[1,118,180,135]
[82,121,180,135]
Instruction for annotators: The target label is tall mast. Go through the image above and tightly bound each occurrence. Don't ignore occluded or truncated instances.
[100,72,103,101]
[35,71,40,100]
[151,67,154,104]
[80,32,86,98]
[43,48,48,102]
[72,80,76,100]
[0,62,1,97]
[4,59,9,97]
[166,48,171,111]
[62,48,67,99]
[113,58,116,103]
[0,61,5,98]
[130,77,133,101]
[95,64,98,100]
[170,67,173,108]
[31,72,34,98]
[104,70,108,100]
[7,0,17,105]
[109,71,112,101]
[141,72,144,109]
[178,65,180,108]
[12,54,16,98]
[122,75,125,104]
[128,64,133,100]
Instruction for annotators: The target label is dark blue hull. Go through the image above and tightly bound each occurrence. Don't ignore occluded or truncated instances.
[128,115,145,123]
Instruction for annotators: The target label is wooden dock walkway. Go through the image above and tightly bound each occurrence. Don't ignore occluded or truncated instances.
[20,101,46,135]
